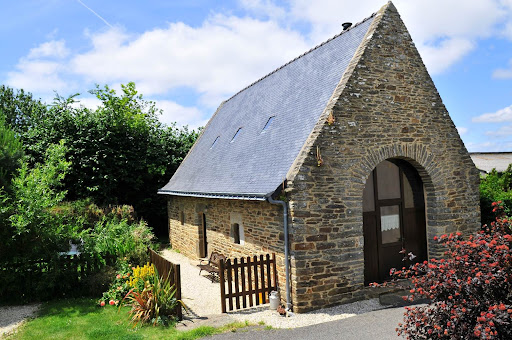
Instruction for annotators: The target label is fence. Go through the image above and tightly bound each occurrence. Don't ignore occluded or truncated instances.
[219,253,278,313]
[148,247,182,320]
[0,254,115,302]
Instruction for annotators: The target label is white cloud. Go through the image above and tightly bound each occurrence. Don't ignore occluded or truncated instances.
[71,97,102,111]
[457,126,468,135]
[289,0,383,42]
[493,59,512,78]
[288,0,510,74]
[6,40,72,93]
[485,124,512,136]
[27,40,69,59]
[154,100,207,129]
[6,60,69,93]
[6,0,512,128]
[238,0,287,20]
[473,105,512,123]
[70,16,309,104]
[419,38,475,74]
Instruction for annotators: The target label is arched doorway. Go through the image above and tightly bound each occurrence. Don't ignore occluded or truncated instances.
[363,159,427,285]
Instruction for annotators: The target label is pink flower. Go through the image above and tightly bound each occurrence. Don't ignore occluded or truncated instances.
[116,274,121,279]
[109,300,115,305]
[100,301,105,307]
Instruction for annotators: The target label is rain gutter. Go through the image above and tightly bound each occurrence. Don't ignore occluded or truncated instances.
[267,195,292,311]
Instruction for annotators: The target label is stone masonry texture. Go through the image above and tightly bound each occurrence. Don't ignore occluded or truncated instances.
[166,2,480,314]
[285,2,480,312]
[167,196,287,292]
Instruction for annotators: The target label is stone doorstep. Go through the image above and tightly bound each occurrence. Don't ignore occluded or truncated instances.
[378,289,429,307]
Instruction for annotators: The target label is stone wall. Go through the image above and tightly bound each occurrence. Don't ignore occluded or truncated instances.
[285,3,481,312]
[167,196,287,289]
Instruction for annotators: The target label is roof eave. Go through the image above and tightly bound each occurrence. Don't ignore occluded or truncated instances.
[157,190,268,201]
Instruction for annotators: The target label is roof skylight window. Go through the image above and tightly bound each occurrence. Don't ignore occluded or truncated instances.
[261,116,275,133]
[210,136,220,149]
[231,128,242,142]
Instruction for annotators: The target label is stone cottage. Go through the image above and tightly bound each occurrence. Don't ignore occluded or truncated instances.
[159,2,480,312]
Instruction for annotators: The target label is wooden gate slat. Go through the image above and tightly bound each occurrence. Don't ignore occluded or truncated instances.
[233,258,240,310]
[259,255,265,303]
[247,256,253,307]
[226,259,233,311]
[266,254,271,298]
[219,253,277,313]
[253,255,259,306]
[240,257,247,308]
[219,259,226,313]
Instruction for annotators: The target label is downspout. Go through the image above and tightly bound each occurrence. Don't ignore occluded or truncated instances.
[267,195,292,311]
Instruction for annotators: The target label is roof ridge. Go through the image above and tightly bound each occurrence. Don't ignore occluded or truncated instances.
[222,12,377,105]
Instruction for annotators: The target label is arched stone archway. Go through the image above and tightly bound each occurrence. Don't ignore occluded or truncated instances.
[362,158,427,284]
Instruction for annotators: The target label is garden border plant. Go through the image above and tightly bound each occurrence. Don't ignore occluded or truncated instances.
[373,202,512,339]
[99,262,184,327]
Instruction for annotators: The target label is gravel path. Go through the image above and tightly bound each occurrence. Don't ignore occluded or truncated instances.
[160,249,385,330]
[0,304,40,338]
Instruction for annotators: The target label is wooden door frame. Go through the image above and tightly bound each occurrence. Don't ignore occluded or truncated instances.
[363,159,426,284]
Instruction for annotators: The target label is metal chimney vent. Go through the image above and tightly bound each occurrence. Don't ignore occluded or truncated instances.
[342,22,352,30]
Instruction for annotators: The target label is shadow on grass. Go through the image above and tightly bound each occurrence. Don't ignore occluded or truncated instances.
[38,298,100,318]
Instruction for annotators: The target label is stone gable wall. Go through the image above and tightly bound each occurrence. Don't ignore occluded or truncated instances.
[285,3,480,312]
[167,196,287,288]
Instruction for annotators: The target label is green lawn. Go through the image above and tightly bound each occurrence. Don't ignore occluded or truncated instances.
[8,298,246,340]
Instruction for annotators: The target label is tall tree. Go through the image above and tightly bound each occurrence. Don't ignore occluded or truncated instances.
[0,85,47,137]
[0,114,23,192]
[0,83,199,234]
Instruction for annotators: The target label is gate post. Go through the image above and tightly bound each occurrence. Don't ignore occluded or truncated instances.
[219,259,226,313]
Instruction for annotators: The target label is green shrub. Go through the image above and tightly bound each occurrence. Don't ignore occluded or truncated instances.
[375,203,512,339]
[0,140,155,302]
[82,214,154,264]
[480,166,512,225]
[1,141,73,261]
[82,265,117,297]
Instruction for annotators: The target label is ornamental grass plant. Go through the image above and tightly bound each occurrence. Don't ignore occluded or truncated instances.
[122,266,184,327]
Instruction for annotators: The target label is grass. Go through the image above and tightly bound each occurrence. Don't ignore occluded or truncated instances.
[7,298,249,340]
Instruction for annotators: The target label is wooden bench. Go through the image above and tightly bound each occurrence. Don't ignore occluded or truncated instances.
[197,252,226,282]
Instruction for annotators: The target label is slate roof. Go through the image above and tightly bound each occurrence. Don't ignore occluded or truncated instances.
[469,152,512,174]
[159,15,375,199]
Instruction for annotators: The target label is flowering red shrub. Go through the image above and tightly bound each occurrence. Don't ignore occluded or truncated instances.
[376,202,512,339]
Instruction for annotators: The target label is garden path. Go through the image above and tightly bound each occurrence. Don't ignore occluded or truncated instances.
[159,249,388,330]
[160,249,223,317]
[0,304,40,338]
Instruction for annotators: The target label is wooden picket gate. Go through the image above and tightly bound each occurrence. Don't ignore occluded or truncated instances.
[219,253,278,313]
[148,247,182,320]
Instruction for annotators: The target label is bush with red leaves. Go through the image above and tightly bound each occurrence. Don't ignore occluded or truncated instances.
[374,202,512,339]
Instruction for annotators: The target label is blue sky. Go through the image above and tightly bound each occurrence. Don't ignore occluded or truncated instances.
[1,0,512,151]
